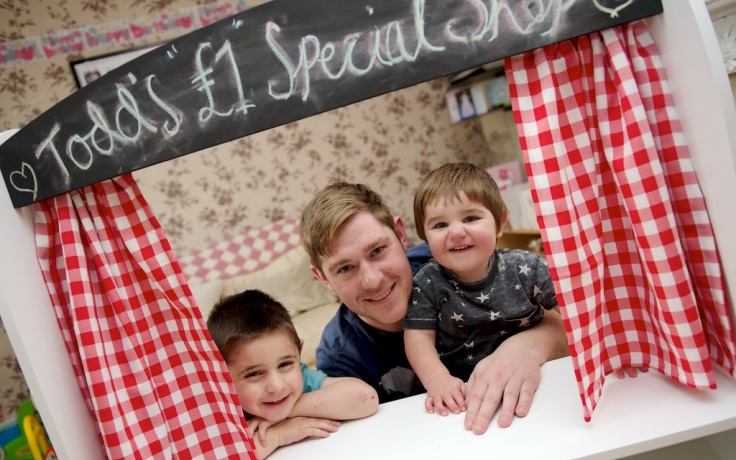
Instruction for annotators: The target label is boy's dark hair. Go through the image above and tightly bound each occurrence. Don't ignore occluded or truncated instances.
[206,289,301,363]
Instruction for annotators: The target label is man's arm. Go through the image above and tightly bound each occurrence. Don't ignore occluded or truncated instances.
[464,309,568,434]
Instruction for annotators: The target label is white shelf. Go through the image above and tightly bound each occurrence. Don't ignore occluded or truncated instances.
[271,357,736,460]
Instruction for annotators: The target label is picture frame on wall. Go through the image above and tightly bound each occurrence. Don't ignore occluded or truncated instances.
[69,44,160,88]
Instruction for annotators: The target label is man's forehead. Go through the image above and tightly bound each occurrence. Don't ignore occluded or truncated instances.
[336,212,390,242]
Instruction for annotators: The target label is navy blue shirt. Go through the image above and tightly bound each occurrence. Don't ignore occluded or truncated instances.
[315,243,432,403]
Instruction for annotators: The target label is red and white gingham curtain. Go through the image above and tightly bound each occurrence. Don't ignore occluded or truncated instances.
[34,174,257,459]
[506,21,736,421]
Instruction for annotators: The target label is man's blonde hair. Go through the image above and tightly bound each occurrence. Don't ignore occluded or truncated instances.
[300,182,396,273]
[413,162,507,241]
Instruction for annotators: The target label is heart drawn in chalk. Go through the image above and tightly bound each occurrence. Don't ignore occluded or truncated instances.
[9,162,38,201]
[592,0,634,18]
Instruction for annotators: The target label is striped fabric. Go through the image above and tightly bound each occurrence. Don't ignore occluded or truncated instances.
[506,21,736,421]
[34,173,257,459]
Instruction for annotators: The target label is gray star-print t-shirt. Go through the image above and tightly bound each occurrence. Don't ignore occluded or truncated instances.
[404,248,558,381]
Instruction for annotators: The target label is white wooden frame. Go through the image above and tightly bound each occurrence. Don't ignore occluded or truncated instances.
[1,1,736,458]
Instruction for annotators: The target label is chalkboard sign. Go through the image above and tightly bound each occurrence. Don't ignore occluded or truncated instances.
[0,0,662,208]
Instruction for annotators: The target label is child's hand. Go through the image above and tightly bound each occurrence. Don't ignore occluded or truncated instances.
[424,374,466,416]
[247,417,274,447]
[271,417,341,447]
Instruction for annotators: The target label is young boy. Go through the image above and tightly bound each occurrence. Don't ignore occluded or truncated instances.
[207,289,378,458]
[404,162,559,418]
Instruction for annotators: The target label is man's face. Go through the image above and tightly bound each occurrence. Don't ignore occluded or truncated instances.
[312,211,413,332]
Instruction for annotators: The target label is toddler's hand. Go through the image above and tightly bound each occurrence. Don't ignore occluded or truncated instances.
[424,374,466,416]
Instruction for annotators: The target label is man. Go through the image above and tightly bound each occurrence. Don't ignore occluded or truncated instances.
[300,182,569,435]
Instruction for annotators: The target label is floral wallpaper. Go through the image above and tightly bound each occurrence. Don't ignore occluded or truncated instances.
[132,79,495,252]
[0,0,518,419]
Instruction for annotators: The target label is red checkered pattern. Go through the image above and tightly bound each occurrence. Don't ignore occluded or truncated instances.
[506,21,736,421]
[34,174,257,459]
[178,218,301,285]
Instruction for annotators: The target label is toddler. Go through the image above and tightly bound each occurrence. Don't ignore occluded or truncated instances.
[404,162,559,417]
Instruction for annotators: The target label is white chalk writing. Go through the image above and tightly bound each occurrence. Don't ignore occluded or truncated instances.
[5,0,638,203]
[192,40,256,122]
[267,0,443,101]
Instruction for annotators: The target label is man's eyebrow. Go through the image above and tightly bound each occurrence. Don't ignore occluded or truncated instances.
[327,258,350,274]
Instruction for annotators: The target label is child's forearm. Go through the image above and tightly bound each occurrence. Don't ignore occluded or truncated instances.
[253,428,281,459]
[405,329,450,386]
[290,377,378,420]
[252,417,341,457]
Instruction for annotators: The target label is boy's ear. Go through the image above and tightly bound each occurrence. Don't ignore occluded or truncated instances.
[497,210,509,237]
[299,339,304,353]
[393,216,409,250]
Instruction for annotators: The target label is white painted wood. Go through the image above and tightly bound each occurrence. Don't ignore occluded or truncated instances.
[270,357,736,460]
[0,130,103,459]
